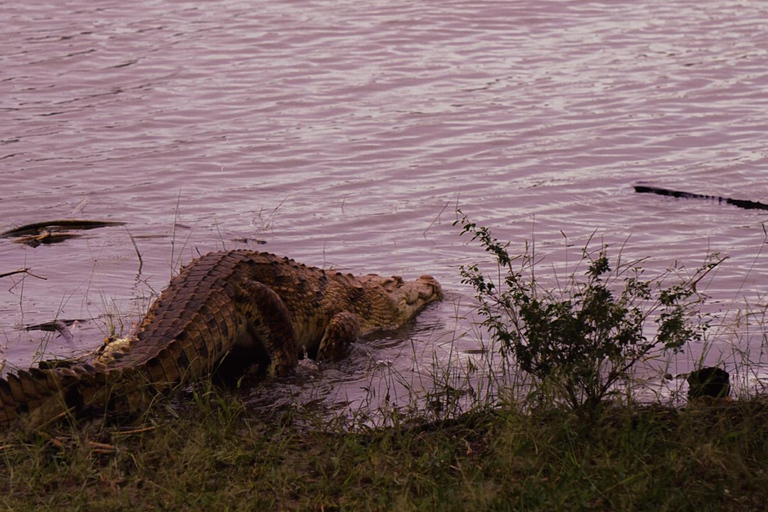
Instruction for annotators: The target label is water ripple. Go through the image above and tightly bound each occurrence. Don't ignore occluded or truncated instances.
[2,0,768,396]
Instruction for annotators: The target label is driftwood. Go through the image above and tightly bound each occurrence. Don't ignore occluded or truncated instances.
[25,319,84,344]
[0,219,126,238]
[0,268,46,280]
[634,185,768,211]
[0,220,126,247]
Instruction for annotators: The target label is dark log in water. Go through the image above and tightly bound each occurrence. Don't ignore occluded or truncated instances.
[0,220,126,238]
[0,220,126,247]
[634,185,768,211]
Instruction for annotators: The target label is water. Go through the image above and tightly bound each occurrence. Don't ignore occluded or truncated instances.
[2,0,768,409]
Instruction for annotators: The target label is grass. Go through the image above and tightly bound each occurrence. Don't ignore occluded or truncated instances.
[2,389,768,511]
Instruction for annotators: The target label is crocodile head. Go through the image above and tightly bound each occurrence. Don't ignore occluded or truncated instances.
[359,274,443,328]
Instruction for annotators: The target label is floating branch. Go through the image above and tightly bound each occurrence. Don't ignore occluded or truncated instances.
[0,219,126,238]
[0,219,126,247]
[25,319,82,344]
[634,185,768,211]
[0,268,46,280]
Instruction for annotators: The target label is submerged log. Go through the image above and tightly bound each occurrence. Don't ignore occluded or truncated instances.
[1,220,126,247]
[634,185,768,211]
[0,220,126,238]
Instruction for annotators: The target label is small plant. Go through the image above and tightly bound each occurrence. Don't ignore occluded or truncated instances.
[455,211,722,413]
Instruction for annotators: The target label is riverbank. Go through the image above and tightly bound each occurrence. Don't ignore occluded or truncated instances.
[2,387,767,511]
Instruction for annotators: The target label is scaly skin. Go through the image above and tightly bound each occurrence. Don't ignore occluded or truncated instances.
[0,250,442,430]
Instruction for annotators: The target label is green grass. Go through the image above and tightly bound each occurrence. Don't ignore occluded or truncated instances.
[2,388,768,511]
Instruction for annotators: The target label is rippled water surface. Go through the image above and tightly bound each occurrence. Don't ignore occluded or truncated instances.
[2,0,768,408]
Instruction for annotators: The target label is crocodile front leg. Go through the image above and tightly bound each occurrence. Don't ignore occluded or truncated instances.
[235,280,299,376]
[316,311,361,361]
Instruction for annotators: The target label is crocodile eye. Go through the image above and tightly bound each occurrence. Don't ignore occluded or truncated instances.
[379,276,403,291]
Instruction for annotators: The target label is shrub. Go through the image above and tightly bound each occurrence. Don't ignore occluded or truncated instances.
[455,212,722,413]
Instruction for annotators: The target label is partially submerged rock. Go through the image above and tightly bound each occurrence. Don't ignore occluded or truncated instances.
[687,367,730,399]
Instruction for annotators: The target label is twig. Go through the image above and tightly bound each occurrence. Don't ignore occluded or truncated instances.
[423,200,450,238]
[688,255,728,292]
[213,213,226,252]
[125,227,143,275]
[170,188,182,275]
[109,425,158,436]
[0,268,46,280]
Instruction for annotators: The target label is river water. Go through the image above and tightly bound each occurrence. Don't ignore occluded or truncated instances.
[2,0,768,412]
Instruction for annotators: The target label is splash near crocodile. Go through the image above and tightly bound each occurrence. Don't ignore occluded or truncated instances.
[0,250,442,430]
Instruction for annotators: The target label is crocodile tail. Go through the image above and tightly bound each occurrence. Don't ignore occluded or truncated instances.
[0,336,225,429]
[0,363,148,430]
[0,367,74,429]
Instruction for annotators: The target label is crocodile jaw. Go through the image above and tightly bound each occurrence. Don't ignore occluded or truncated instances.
[395,274,443,324]
[361,274,443,326]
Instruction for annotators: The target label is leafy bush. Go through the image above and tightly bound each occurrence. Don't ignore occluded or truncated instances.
[455,212,721,412]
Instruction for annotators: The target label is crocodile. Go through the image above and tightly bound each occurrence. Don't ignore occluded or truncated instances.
[0,250,442,430]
